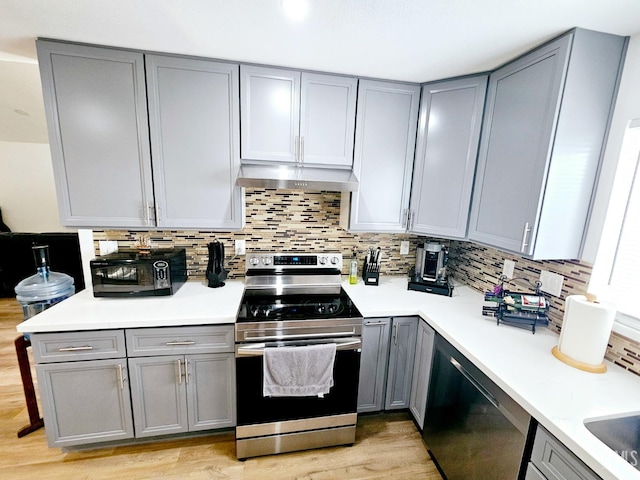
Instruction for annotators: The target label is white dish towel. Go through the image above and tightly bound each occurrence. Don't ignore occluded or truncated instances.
[263,343,337,397]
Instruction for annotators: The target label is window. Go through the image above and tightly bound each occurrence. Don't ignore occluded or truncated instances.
[591,119,640,340]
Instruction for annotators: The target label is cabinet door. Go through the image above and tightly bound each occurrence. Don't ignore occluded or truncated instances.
[357,318,391,413]
[409,320,435,429]
[468,36,571,254]
[409,75,487,238]
[300,73,357,167]
[385,317,418,410]
[128,356,188,438]
[349,80,420,232]
[36,40,154,228]
[240,65,300,162]
[36,359,134,447]
[186,353,236,431]
[146,55,243,230]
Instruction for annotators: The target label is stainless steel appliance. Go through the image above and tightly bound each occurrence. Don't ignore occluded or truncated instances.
[409,242,453,296]
[90,248,186,297]
[423,334,532,480]
[235,252,363,459]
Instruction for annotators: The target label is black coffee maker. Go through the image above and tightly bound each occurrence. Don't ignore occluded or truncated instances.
[206,241,228,288]
[408,242,453,296]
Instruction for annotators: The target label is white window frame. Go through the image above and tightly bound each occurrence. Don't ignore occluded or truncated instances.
[590,118,640,342]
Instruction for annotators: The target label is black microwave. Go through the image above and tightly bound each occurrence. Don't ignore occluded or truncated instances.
[90,248,187,297]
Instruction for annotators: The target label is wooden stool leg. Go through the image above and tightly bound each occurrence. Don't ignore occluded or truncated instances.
[15,335,44,437]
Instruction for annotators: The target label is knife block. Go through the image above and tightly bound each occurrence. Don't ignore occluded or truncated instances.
[362,260,379,286]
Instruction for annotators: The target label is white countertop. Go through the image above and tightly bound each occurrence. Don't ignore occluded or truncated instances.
[343,277,640,480]
[16,280,244,332]
[15,275,640,479]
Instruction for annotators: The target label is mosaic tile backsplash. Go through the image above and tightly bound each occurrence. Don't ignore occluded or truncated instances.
[93,188,640,376]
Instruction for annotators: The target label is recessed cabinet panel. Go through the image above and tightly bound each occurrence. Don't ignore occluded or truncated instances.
[385,317,418,410]
[350,80,420,232]
[300,73,357,166]
[409,75,487,238]
[37,41,153,228]
[240,65,300,162]
[146,56,243,230]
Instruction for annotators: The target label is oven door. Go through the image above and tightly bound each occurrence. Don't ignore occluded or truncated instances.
[235,337,361,427]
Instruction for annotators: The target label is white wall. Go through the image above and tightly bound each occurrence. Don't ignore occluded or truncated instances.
[583,33,640,262]
[0,140,68,232]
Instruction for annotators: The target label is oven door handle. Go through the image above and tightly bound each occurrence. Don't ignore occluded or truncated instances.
[236,338,362,357]
[244,330,358,342]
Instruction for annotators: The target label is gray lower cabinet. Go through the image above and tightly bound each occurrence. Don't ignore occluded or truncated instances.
[408,320,435,429]
[37,40,153,228]
[31,330,134,448]
[357,317,418,412]
[468,28,627,259]
[37,40,243,230]
[125,325,236,438]
[347,80,420,232]
[128,353,236,437]
[529,425,599,480]
[409,75,487,239]
[240,65,357,167]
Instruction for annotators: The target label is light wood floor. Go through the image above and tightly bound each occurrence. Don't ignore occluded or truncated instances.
[0,297,442,479]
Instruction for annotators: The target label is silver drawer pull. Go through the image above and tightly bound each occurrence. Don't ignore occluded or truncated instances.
[165,341,196,346]
[364,321,387,326]
[58,345,94,352]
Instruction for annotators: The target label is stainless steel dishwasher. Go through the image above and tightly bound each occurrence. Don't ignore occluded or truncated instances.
[423,334,533,480]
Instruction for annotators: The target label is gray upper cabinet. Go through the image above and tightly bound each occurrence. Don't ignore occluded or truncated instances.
[468,29,627,259]
[146,55,243,230]
[349,80,420,232]
[409,75,487,238]
[240,65,357,167]
[37,40,154,228]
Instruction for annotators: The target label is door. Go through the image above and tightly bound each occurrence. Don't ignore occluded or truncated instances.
[146,55,243,230]
[409,320,435,429]
[36,359,134,447]
[300,73,357,167]
[349,80,420,232]
[128,355,189,437]
[385,317,418,410]
[468,36,571,254]
[410,75,487,238]
[357,318,391,413]
[186,353,236,431]
[37,40,154,228]
[240,65,300,162]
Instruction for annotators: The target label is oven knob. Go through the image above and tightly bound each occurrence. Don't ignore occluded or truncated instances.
[262,257,272,265]
[249,257,259,266]
[330,256,340,265]
[319,256,328,265]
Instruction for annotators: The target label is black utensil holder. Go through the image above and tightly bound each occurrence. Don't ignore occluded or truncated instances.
[207,269,228,288]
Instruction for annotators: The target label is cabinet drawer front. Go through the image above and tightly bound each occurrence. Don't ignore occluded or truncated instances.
[31,330,126,363]
[126,325,234,356]
[531,426,599,480]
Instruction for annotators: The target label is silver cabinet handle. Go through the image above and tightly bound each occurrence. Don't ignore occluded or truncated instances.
[177,358,182,385]
[117,363,125,390]
[145,201,151,226]
[184,358,189,384]
[402,208,408,227]
[520,222,531,252]
[364,321,387,326]
[300,136,305,163]
[410,209,415,229]
[155,204,160,225]
[294,135,300,162]
[59,345,94,352]
[165,341,196,346]
[393,323,398,345]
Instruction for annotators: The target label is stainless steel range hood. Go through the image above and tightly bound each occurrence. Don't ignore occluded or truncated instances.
[235,164,359,192]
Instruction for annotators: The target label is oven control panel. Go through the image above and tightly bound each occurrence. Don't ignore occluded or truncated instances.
[246,253,342,271]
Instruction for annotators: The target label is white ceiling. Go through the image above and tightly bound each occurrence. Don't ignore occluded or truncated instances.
[2,0,640,144]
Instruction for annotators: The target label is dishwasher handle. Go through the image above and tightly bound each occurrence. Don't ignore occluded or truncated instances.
[449,357,500,409]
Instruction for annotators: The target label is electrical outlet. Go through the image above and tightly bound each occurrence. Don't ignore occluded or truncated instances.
[400,241,409,255]
[539,270,564,297]
[235,239,246,255]
[502,259,515,279]
[98,240,118,255]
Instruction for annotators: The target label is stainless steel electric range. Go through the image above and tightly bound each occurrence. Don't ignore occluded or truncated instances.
[234,252,363,459]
